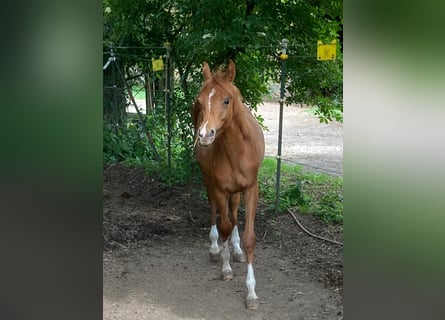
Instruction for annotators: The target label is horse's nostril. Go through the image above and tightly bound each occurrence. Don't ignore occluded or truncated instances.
[209,129,216,137]
[198,128,205,138]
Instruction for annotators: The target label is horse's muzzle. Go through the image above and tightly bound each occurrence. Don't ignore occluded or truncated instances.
[198,127,216,146]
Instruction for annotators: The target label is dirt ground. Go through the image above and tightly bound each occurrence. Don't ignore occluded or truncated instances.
[104,103,343,320]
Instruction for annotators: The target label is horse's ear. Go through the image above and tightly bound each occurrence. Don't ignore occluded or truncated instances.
[202,62,211,80]
[225,60,236,82]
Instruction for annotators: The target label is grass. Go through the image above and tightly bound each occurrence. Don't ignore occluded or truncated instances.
[259,157,343,224]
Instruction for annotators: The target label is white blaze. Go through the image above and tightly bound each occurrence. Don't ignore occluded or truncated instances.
[208,88,215,112]
[199,88,215,138]
[199,120,208,138]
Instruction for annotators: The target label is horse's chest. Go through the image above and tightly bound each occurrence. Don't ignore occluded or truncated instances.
[198,154,252,192]
[216,166,249,191]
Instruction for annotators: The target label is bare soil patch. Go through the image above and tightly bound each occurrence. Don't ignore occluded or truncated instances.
[103,164,343,320]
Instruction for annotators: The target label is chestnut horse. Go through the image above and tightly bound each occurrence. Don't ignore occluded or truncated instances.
[192,60,265,309]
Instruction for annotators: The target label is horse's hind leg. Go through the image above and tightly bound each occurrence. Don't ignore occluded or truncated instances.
[230,192,246,263]
[209,200,220,262]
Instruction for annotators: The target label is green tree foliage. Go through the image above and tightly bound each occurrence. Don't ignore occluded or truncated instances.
[103,0,343,223]
[103,0,343,121]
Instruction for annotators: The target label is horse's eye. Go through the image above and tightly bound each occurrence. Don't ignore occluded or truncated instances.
[223,98,230,105]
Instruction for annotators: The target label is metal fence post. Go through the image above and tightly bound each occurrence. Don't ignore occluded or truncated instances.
[275,39,289,214]
[164,42,172,170]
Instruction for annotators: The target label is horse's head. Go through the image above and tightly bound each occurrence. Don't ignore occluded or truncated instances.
[193,60,239,146]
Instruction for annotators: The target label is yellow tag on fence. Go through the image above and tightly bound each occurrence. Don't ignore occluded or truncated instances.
[152,56,164,71]
[317,40,337,60]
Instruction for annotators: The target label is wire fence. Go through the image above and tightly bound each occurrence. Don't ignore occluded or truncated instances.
[103,45,343,177]
[264,156,343,176]
[103,52,337,84]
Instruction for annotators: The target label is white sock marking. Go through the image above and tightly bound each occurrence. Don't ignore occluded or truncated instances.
[246,263,258,300]
[231,225,243,256]
[221,240,232,274]
[209,225,220,255]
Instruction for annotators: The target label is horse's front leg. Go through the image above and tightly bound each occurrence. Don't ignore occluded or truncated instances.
[209,200,221,262]
[230,192,246,263]
[211,190,234,281]
[243,184,260,309]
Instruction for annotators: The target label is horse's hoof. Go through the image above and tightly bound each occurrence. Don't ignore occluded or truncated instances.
[209,252,220,262]
[221,270,233,281]
[246,298,259,310]
[233,252,246,263]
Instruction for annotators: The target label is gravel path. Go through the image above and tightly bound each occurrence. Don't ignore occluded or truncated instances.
[257,102,343,176]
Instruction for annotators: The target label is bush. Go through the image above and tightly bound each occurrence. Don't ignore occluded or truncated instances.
[103,87,199,185]
[103,119,153,164]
